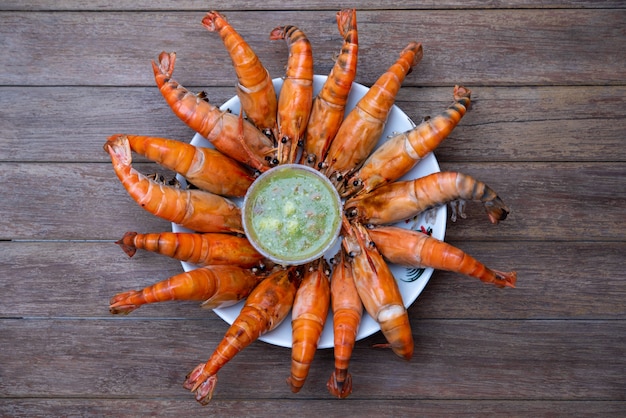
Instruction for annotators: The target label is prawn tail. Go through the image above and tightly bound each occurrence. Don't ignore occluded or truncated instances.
[493,270,517,288]
[484,196,510,224]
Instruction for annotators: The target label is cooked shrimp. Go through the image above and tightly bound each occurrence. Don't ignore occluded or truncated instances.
[301,8,358,167]
[270,25,314,164]
[183,267,299,405]
[109,264,264,314]
[368,226,517,288]
[115,231,265,269]
[104,135,243,234]
[112,134,254,197]
[152,51,275,172]
[342,86,471,197]
[322,41,423,186]
[202,11,278,138]
[326,248,363,399]
[345,171,510,225]
[342,220,413,360]
[287,258,331,393]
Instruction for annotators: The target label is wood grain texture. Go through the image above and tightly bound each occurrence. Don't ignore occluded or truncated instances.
[2,10,624,86]
[2,399,626,418]
[2,86,624,163]
[0,319,624,400]
[1,1,623,11]
[0,2,624,415]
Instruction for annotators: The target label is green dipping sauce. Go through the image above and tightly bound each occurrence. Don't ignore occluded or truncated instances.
[242,164,342,265]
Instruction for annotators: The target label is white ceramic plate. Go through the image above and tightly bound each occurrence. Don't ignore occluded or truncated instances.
[172,75,446,349]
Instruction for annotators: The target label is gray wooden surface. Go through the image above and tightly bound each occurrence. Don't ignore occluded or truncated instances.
[1,2,625,416]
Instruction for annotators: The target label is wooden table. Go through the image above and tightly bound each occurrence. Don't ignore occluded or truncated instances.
[1,2,624,416]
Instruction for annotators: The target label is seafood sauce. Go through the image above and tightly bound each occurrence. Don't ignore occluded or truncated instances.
[243,164,342,265]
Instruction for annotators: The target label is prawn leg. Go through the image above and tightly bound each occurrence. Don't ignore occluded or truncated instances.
[183,267,299,405]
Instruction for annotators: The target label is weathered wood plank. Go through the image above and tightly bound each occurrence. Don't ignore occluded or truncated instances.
[2,86,624,163]
[2,399,625,418]
[1,241,623,320]
[1,162,623,241]
[0,162,173,240]
[1,10,624,86]
[1,319,623,400]
[1,1,621,11]
[438,162,626,242]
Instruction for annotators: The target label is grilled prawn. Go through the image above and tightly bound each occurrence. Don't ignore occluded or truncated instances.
[115,231,265,269]
[104,135,243,234]
[302,8,358,167]
[288,258,331,393]
[270,25,314,164]
[111,134,254,197]
[342,220,413,360]
[152,51,275,172]
[342,86,471,197]
[202,11,278,139]
[368,226,517,288]
[183,267,299,405]
[345,171,510,225]
[327,248,363,399]
[322,41,423,185]
[109,264,264,314]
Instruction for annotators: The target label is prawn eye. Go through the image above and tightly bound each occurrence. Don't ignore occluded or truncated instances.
[271,158,279,165]
[297,139,304,147]
[346,208,357,218]
[353,179,361,187]
[336,174,343,181]
[281,136,288,144]
[307,154,316,164]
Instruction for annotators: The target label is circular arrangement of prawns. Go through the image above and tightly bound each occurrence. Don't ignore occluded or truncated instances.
[104,9,517,406]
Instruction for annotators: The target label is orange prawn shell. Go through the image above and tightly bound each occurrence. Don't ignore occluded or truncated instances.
[288,259,331,392]
[118,134,255,197]
[344,222,414,360]
[303,9,358,165]
[344,86,471,196]
[345,171,510,225]
[368,226,517,288]
[202,11,278,135]
[323,41,423,178]
[116,231,265,269]
[271,25,314,163]
[152,51,274,172]
[104,136,243,234]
